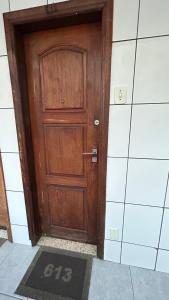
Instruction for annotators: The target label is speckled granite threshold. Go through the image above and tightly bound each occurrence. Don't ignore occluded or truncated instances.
[38,236,97,256]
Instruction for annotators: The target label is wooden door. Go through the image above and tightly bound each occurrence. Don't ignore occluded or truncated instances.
[24,22,101,244]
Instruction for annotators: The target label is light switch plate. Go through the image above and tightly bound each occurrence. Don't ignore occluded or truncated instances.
[114,87,127,104]
[110,228,119,241]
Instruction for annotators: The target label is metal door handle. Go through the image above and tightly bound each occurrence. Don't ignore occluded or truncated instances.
[83,148,97,156]
[83,148,98,163]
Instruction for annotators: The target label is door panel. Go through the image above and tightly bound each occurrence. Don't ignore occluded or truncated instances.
[44,126,84,176]
[24,23,101,243]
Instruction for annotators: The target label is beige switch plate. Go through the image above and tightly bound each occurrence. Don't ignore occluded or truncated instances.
[114,87,127,104]
[110,228,119,241]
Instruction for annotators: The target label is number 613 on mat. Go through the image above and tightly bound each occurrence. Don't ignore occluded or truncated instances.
[43,264,72,283]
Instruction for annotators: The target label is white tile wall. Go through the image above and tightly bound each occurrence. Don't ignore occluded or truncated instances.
[134,37,169,103]
[108,105,131,157]
[0,0,168,273]
[7,191,28,226]
[106,157,127,203]
[0,56,13,108]
[156,250,169,273]
[104,240,121,263]
[11,225,31,245]
[1,153,23,191]
[10,0,47,11]
[105,202,124,241]
[0,0,9,56]
[110,41,136,104]
[0,109,18,152]
[113,0,139,41]
[159,209,169,250]
[126,159,169,207]
[165,183,169,208]
[130,104,169,159]
[121,243,157,270]
[138,0,169,38]
[123,205,163,247]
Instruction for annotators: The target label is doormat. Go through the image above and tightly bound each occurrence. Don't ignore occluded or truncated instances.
[15,247,93,300]
[0,238,6,246]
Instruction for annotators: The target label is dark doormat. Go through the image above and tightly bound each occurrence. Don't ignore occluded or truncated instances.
[15,247,93,300]
[0,238,6,246]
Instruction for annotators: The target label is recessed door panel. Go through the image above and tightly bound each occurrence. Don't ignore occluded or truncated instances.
[48,186,86,230]
[40,47,86,111]
[44,126,84,176]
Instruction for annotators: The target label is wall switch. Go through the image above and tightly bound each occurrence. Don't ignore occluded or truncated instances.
[110,228,119,241]
[114,87,127,104]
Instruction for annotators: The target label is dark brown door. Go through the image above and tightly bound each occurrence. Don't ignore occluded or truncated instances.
[24,22,101,244]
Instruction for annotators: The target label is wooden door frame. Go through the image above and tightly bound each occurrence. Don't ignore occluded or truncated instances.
[3,0,113,258]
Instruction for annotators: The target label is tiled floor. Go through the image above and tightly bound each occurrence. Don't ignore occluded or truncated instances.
[0,241,169,300]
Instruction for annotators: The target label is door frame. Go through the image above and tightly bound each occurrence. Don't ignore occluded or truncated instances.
[3,0,113,258]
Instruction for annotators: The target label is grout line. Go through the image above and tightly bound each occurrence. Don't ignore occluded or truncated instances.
[120,0,141,263]
[109,102,169,106]
[8,0,10,11]
[107,156,169,161]
[0,107,14,110]
[1,152,19,154]
[106,200,168,209]
[106,239,158,250]
[129,266,136,300]
[6,189,23,193]
[0,292,22,300]
[154,172,169,270]
[112,33,169,43]
[11,224,27,227]
[0,55,8,58]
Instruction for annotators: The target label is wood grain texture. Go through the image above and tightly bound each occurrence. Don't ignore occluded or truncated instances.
[24,22,101,244]
[4,0,113,256]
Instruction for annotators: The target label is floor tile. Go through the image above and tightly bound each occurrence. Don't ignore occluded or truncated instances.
[0,293,22,299]
[0,243,39,298]
[88,258,134,300]
[0,242,14,266]
[130,266,169,300]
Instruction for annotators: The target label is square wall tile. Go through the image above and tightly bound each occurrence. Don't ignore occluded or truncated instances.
[121,243,157,269]
[1,153,23,191]
[156,250,169,273]
[106,157,127,203]
[108,105,131,157]
[159,209,169,250]
[130,104,169,159]
[138,0,169,38]
[105,202,124,241]
[113,0,139,41]
[0,0,9,56]
[0,56,13,108]
[165,182,169,208]
[110,41,136,104]
[134,37,169,103]
[0,109,19,152]
[126,159,169,207]
[123,204,163,247]
[10,0,47,11]
[7,191,28,226]
[11,225,31,245]
[104,240,121,263]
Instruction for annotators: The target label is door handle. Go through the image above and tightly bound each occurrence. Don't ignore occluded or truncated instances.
[83,148,98,163]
